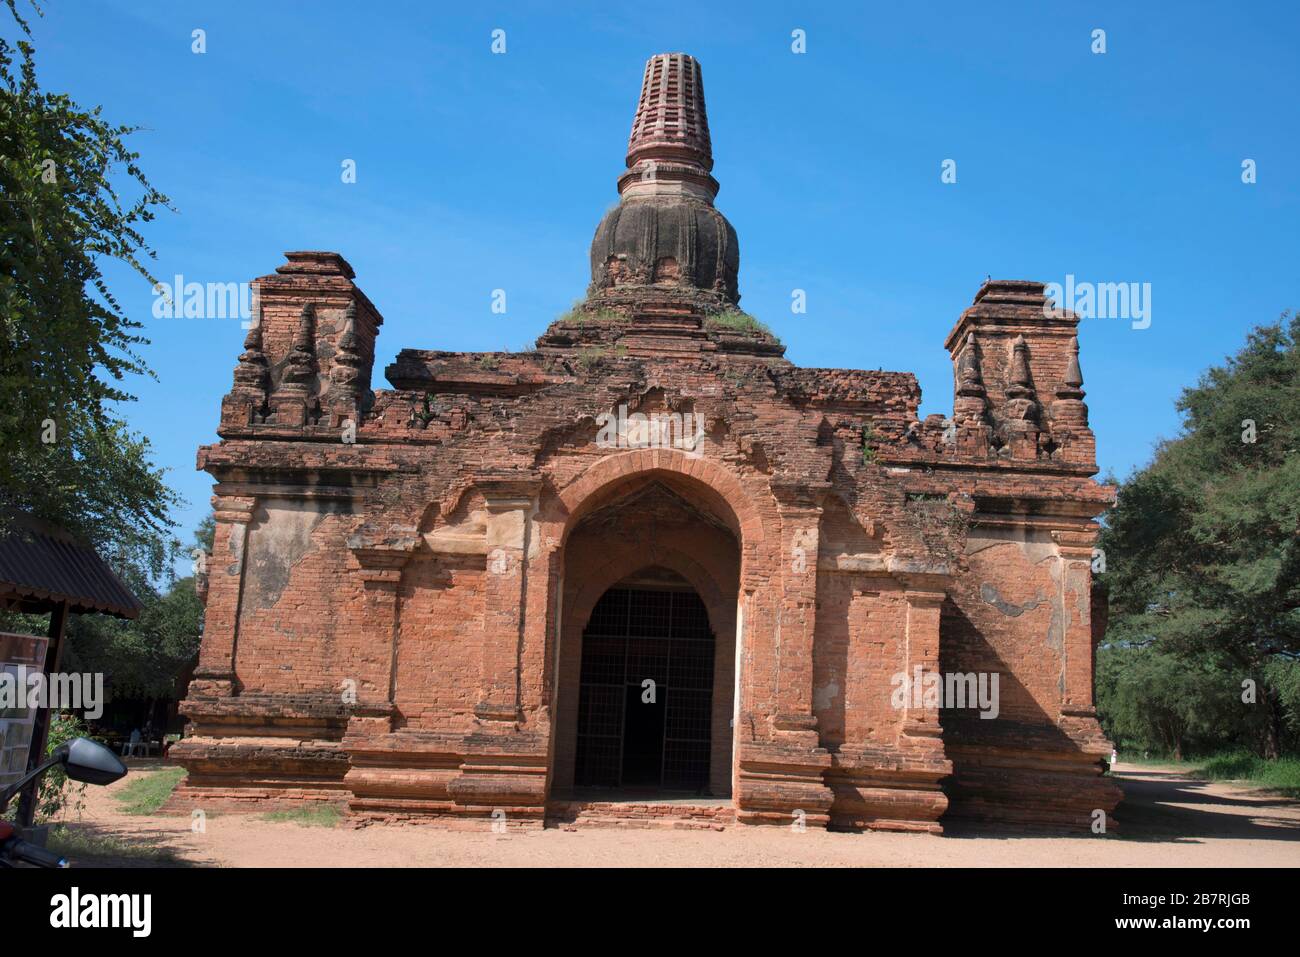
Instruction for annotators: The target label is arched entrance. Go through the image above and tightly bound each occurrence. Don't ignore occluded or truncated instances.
[575,568,716,792]
[552,467,743,799]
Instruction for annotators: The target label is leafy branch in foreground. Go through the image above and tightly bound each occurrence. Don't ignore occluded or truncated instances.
[0,9,179,578]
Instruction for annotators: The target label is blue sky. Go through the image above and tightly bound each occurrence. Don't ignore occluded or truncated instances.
[7,1,1298,564]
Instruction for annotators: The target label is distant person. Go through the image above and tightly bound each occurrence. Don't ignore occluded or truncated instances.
[125,727,141,758]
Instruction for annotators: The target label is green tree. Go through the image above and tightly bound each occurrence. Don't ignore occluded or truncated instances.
[61,518,209,704]
[1097,643,1257,758]
[0,2,178,581]
[33,711,89,822]
[1099,314,1300,758]
[61,576,202,703]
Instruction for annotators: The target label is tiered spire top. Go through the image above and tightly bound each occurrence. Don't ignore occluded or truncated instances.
[618,53,719,201]
[626,53,713,170]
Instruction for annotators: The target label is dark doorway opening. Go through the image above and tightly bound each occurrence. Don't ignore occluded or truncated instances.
[621,683,664,785]
[574,579,715,793]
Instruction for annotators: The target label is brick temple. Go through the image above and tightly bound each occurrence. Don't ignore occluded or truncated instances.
[173,53,1120,832]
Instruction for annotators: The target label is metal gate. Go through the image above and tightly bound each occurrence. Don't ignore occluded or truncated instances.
[574,586,715,791]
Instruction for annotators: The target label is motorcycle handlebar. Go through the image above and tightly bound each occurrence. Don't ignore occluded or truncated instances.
[1,837,68,868]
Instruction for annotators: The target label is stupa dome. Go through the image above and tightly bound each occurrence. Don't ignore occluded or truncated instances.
[586,54,740,312]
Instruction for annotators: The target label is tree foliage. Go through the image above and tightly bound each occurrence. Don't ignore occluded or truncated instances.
[1096,643,1298,758]
[61,572,203,702]
[1098,314,1300,757]
[33,710,88,822]
[0,4,179,581]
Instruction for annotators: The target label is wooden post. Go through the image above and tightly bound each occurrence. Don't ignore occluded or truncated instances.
[17,599,70,830]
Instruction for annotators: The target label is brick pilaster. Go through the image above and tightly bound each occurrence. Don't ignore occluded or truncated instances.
[734,480,834,827]
[188,494,256,697]
[474,474,542,726]
[900,581,947,741]
[1051,527,1101,714]
[770,481,828,742]
[347,544,414,733]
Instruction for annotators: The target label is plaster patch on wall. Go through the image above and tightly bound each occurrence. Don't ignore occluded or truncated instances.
[245,498,353,610]
[813,679,840,712]
[1046,558,1066,656]
[979,582,1046,617]
[965,525,1056,563]
[424,508,490,555]
[1068,563,1090,624]
[225,522,245,576]
[1060,561,1091,696]
[424,501,542,560]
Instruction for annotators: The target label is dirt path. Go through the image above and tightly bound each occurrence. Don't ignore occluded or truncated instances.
[51,761,1300,867]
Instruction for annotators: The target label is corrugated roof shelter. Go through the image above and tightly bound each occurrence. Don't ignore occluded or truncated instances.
[0,512,142,828]
[0,513,142,619]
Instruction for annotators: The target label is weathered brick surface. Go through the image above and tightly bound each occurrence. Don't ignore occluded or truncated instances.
[546,799,734,830]
[174,53,1120,833]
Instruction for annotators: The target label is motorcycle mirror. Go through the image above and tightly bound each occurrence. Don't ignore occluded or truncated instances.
[60,737,128,786]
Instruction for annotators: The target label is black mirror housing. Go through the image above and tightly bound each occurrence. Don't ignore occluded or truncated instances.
[61,737,128,786]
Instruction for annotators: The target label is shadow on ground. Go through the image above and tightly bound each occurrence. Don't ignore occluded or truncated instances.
[1113,769,1300,844]
[50,821,205,868]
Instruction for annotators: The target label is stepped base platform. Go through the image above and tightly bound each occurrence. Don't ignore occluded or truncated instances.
[545,790,735,830]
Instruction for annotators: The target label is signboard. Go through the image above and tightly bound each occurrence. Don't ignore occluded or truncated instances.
[0,632,49,792]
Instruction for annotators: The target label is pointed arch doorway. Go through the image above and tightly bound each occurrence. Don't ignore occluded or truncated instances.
[574,568,716,792]
[551,470,743,801]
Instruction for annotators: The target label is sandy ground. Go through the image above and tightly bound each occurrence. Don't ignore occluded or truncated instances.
[50,761,1300,867]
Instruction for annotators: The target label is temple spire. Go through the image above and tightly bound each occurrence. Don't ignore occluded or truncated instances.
[1004,334,1039,424]
[954,332,987,427]
[617,53,719,203]
[1051,335,1089,429]
[586,53,740,313]
[956,332,985,396]
[328,301,369,422]
[225,315,270,425]
[1062,336,1084,395]
[284,304,317,384]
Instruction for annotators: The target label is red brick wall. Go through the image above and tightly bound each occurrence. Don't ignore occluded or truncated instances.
[814,578,909,749]
[233,500,364,697]
[392,557,486,733]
